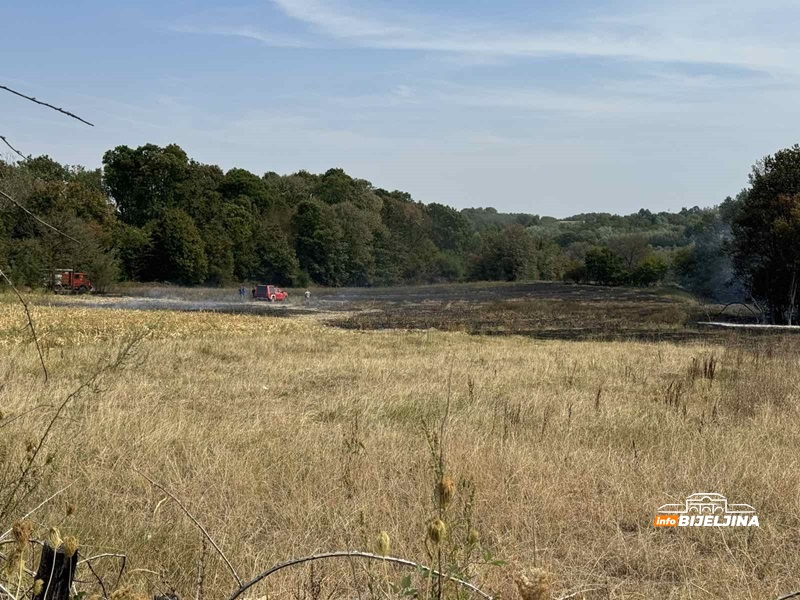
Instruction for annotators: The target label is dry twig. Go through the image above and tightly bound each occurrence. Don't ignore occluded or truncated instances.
[0,267,48,382]
[0,189,80,243]
[1,85,94,127]
[77,552,127,589]
[135,470,243,587]
[0,135,27,160]
[227,551,493,600]
[557,588,601,600]
[0,483,74,542]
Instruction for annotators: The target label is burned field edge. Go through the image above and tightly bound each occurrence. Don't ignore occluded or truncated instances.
[40,281,781,344]
[323,282,771,344]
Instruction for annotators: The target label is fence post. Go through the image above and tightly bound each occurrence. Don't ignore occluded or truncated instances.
[33,544,77,600]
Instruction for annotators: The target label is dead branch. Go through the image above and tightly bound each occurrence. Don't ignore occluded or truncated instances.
[0,267,48,382]
[557,588,601,600]
[0,549,39,578]
[0,581,18,600]
[0,85,94,127]
[84,560,108,600]
[0,483,74,543]
[0,404,55,430]
[77,553,127,566]
[713,302,759,323]
[778,592,800,600]
[227,551,494,600]
[134,470,242,587]
[77,553,127,591]
[0,189,80,243]
[0,135,28,160]
[195,537,206,600]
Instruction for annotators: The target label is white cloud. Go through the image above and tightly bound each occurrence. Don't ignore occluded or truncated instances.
[392,85,414,99]
[169,24,315,48]
[266,0,797,74]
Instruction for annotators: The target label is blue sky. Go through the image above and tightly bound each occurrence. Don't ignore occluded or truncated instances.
[2,0,799,216]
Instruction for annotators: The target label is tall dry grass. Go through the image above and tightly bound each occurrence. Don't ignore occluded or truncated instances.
[1,302,799,599]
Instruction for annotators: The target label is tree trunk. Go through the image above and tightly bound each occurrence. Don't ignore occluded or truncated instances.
[789,269,798,326]
[33,544,78,600]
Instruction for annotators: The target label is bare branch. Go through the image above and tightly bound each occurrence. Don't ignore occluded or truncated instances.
[0,267,48,382]
[85,559,108,600]
[227,551,494,600]
[0,550,38,578]
[77,553,127,566]
[0,188,80,243]
[0,135,28,161]
[557,588,601,600]
[135,470,243,587]
[195,538,206,600]
[0,581,18,600]
[0,404,53,430]
[0,85,94,127]
[0,483,75,542]
[77,551,127,590]
[778,592,800,600]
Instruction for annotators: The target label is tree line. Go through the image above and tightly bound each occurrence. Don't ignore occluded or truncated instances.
[1,142,800,322]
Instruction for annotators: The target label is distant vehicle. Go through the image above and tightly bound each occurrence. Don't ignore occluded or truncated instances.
[50,269,93,294]
[253,284,288,302]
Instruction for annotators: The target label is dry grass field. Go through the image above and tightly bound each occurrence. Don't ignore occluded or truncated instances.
[1,291,799,600]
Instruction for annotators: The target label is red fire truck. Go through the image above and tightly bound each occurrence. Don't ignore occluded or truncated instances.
[51,269,93,294]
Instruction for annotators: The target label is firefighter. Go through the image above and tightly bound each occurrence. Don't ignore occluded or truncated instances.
[304,290,311,305]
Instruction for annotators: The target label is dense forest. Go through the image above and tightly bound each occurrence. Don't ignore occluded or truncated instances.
[3,142,800,321]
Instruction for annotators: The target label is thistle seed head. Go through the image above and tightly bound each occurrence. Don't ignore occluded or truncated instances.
[514,569,552,600]
[62,536,78,558]
[377,531,391,556]
[468,529,480,545]
[437,475,456,509]
[12,520,32,549]
[427,518,446,545]
[48,526,62,550]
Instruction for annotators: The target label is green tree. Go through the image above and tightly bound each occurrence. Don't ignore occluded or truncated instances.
[103,143,189,227]
[86,247,120,293]
[219,168,275,211]
[630,255,668,286]
[428,203,475,255]
[148,208,208,284]
[608,233,649,270]
[7,238,45,287]
[470,225,535,281]
[113,224,152,281]
[252,222,300,286]
[584,247,625,285]
[291,199,344,285]
[333,202,379,286]
[729,145,800,322]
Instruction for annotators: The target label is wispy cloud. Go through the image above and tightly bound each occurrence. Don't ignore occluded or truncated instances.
[266,0,797,74]
[170,24,315,48]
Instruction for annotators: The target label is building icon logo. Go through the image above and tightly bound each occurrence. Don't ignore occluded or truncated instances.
[653,493,759,527]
